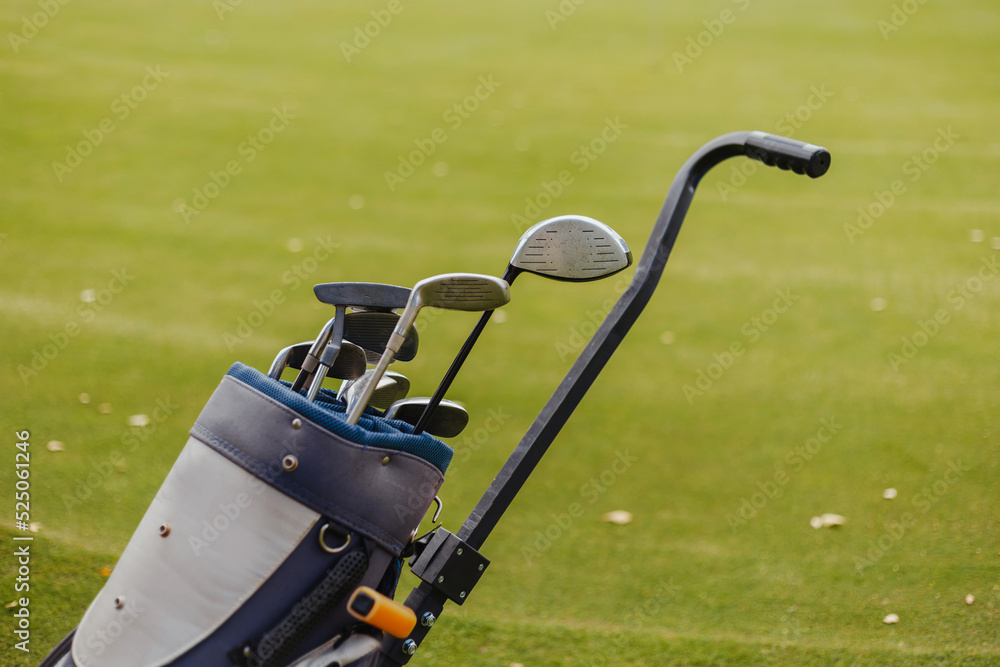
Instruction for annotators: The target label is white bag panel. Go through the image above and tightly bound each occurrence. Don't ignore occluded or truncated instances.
[72,437,319,667]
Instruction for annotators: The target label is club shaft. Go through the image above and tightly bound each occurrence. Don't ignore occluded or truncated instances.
[346,332,403,424]
[412,267,518,435]
[305,341,340,402]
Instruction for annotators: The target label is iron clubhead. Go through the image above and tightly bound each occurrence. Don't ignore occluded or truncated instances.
[268,340,366,382]
[384,397,469,438]
[344,312,419,363]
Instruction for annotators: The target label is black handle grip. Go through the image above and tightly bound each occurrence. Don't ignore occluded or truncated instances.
[744,131,831,178]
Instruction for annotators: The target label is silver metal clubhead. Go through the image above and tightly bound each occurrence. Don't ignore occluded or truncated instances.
[268,340,366,382]
[407,273,511,317]
[339,370,410,410]
[345,273,510,425]
[384,397,469,438]
[510,215,632,282]
[372,371,410,410]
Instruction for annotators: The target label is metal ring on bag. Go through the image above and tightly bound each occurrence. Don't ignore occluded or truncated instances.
[318,523,351,554]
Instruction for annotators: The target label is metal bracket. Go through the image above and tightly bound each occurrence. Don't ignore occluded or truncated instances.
[409,529,488,606]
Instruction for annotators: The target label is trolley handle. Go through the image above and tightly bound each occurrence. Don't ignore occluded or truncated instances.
[744,131,831,178]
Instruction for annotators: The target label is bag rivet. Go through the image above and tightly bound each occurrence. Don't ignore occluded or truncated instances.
[158,523,170,537]
[113,596,125,609]
[381,456,390,466]
[282,455,298,471]
[291,418,302,430]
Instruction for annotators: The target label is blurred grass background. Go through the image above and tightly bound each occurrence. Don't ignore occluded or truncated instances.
[2,0,999,664]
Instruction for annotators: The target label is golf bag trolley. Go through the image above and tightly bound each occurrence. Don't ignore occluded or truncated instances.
[40,131,830,667]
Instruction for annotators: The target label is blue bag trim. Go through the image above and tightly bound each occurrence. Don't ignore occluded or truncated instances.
[227,362,452,473]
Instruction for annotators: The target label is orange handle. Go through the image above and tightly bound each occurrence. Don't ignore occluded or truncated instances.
[347,586,417,638]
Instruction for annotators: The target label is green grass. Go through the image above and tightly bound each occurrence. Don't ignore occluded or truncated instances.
[2,0,999,664]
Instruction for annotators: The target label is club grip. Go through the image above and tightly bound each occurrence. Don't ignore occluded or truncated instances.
[744,131,831,178]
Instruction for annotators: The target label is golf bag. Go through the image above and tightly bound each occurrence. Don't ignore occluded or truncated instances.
[40,362,451,667]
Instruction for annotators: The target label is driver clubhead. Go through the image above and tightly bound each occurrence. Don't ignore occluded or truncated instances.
[510,215,632,282]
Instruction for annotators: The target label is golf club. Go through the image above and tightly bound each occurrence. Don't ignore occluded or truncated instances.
[345,273,511,425]
[268,340,367,383]
[411,215,632,434]
[305,340,371,402]
[344,312,420,363]
[340,370,412,411]
[291,284,413,393]
[384,397,469,438]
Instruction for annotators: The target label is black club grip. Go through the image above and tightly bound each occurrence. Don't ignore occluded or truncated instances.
[744,131,831,178]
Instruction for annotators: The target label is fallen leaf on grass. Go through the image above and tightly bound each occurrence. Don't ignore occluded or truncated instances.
[127,414,150,427]
[810,513,845,529]
[602,510,633,525]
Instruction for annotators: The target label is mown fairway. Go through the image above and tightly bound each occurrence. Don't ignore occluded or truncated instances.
[2,0,998,664]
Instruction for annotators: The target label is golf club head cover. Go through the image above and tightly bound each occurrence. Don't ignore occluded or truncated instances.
[39,363,451,667]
